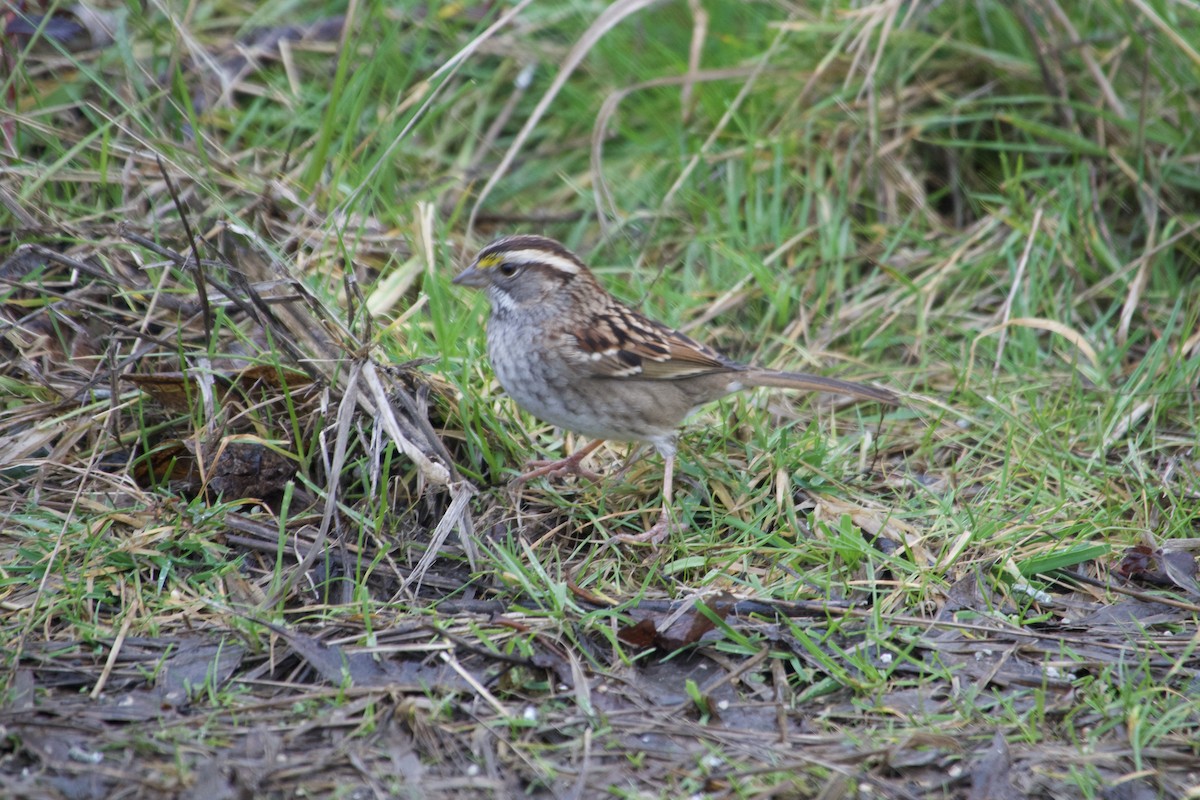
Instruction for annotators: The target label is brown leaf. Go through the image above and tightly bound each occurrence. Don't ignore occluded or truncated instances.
[617,594,736,651]
[617,618,659,649]
[192,438,296,499]
[1114,545,1200,596]
[125,373,196,411]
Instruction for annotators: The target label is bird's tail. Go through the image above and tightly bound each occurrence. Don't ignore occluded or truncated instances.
[745,369,899,405]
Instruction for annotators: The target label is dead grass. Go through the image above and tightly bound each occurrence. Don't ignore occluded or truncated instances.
[3,1,1200,798]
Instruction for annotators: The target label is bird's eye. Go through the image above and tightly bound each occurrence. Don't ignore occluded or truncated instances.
[497,263,518,277]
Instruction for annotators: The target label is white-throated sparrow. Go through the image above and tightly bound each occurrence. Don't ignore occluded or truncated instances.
[453,234,898,542]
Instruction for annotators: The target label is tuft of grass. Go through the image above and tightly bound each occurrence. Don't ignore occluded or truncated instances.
[2,1,1199,797]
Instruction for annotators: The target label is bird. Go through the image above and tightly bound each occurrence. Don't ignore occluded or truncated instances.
[452,234,898,543]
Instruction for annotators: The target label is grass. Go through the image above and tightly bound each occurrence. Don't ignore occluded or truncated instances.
[2,0,1200,797]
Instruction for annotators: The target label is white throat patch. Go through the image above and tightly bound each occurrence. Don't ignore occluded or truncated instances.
[487,285,520,313]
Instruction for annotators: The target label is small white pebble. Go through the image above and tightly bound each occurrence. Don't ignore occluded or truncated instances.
[515,63,536,90]
[68,747,102,764]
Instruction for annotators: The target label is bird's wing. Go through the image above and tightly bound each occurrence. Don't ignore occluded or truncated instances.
[563,301,735,380]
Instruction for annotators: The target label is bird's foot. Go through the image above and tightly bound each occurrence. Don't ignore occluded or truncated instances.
[513,440,605,485]
[615,508,683,545]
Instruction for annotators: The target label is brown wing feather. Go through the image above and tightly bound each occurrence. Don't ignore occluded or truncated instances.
[568,299,736,380]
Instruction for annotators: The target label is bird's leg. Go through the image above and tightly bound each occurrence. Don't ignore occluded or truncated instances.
[515,438,605,484]
[616,452,680,544]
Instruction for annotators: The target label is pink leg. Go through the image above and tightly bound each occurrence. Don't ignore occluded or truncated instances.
[616,452,680,544]
[513,438,605,485]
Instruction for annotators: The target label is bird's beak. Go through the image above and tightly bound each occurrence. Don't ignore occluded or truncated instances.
[451,265,488,288]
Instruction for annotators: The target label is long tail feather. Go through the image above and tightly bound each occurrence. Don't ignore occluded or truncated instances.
[745,369,899,405]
